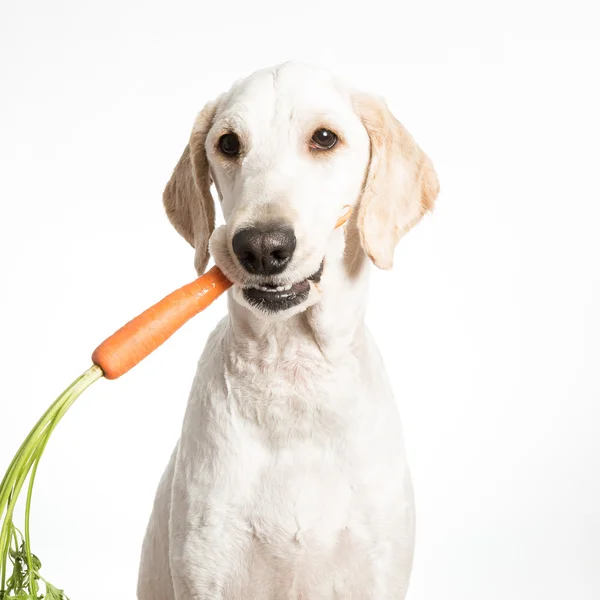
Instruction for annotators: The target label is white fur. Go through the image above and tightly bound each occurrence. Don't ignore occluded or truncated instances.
[137,62,434,599]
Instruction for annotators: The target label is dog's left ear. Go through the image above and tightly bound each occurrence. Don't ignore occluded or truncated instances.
[353,93,440,270]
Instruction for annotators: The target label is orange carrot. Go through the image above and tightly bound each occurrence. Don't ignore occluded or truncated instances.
[92,265,232,379]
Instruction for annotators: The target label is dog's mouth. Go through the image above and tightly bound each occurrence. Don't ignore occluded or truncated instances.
[242,261,324,312]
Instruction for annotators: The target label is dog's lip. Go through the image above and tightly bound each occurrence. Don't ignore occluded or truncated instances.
[244,279,310,302]
[240,260,324,312]
[244,260,324,293]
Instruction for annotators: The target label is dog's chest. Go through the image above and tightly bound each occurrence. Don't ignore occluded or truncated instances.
[220,347,400,544]
[244,440,374,548]
[211,407,406,597]
[174,324,411,596]
[225,335,362,439]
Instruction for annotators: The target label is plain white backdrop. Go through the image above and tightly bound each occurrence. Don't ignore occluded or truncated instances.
[1,0,599,598]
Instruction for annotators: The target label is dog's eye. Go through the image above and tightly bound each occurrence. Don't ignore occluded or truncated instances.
[310,129,338,150]
[218,133,240,156]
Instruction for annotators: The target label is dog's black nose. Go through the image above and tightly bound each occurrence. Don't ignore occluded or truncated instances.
[232,226,296,275]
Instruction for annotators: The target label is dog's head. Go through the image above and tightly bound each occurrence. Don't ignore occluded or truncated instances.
[164,62,439,317]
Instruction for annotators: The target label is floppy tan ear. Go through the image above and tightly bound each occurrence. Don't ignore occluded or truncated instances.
[353,93,440,270]
[163,100,219,274]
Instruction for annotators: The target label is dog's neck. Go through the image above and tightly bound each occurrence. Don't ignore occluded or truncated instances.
[225,227,370,363]
[220,231,370,440]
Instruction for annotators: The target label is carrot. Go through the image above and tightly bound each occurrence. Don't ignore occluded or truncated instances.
[92,265,232,379]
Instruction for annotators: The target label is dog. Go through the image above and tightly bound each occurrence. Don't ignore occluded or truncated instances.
[137,61,439,600]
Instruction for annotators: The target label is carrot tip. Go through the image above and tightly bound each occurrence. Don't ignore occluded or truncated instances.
[335,205,352,229]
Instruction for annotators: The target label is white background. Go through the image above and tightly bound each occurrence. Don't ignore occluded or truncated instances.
[1,1,599,598]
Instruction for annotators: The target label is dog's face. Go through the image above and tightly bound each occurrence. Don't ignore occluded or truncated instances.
[207,65,370,316]
[164,62,439,318]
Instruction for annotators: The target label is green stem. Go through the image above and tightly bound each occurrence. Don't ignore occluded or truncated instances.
[0,438,45,590]
[0,365,103,596]
[0,422,53,519]
[24,431,54,596]
[0,374,86,497]
[24,381,89,596]
[0,445,40,592]
[0,366,102,517]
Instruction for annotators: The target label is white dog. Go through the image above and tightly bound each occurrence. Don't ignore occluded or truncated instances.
[137,61,439,600]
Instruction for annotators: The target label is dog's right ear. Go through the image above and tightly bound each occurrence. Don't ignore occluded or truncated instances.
[163,99,220,274]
